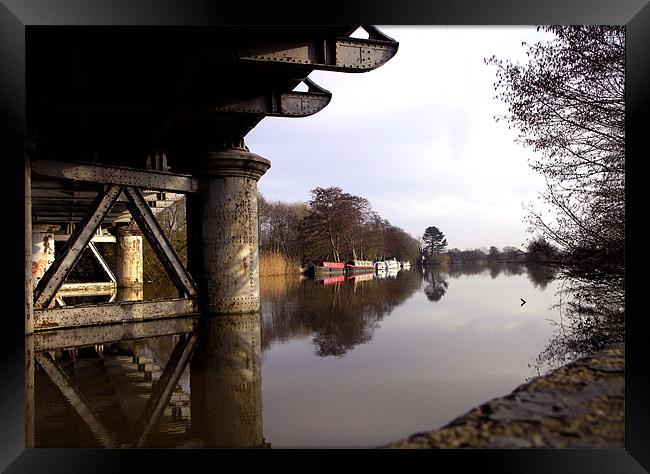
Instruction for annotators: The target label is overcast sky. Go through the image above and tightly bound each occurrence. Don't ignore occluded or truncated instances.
[246,26,556,251]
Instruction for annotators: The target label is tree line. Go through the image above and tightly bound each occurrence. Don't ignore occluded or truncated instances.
[420,224,559,265]
[259,186,421,267]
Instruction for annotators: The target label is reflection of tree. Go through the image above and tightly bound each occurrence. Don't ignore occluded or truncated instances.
[525,264,558,290]
[447,262,486,278]
[422,269,448,302]
[260,270,420,357]
[446,262,528,279]
[529,275,624,378]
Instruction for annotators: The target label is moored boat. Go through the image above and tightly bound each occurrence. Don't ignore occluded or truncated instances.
[310,261,346,275]
[346,259,375,273]
[385,258,400,271]
[375,261,387,271]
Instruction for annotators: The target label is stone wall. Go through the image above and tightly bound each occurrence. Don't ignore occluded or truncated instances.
[384,343,624,448]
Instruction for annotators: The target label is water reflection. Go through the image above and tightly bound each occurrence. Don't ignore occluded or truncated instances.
[31,313,268,448]
[261,269,421,357]
[31,317,198,448]
[189,313,267,448]
[31,263,564,448]
[422,268,449,302]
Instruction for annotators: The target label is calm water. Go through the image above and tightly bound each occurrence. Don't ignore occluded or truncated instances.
[31,263,561,448]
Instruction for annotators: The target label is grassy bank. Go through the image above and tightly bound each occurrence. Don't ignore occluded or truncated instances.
[259,251,302,276]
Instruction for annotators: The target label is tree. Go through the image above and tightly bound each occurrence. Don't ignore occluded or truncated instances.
[301,187,372,263]
[525,236,558,263]
[258,193,308,261]
[488,246,501,261]
[422,226,447,256]
[487,26,625,364]
[486,26,624,286]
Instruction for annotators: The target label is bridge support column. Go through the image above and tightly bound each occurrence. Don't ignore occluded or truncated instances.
[114,223,144,288]
[187,145,270,314]
[32,224,59,289]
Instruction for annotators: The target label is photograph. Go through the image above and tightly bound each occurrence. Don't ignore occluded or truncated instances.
[1,1,647,472]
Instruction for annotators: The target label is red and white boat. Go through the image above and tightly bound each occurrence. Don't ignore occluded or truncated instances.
[345,260,375,273]
[311,261,346,275]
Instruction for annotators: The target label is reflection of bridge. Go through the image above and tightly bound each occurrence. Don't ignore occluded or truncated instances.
[30,313,265,448]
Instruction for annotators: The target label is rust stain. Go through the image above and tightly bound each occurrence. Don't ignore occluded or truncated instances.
[35,321,60,328]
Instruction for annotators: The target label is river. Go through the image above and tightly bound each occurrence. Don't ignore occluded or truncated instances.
[32,263,562,448]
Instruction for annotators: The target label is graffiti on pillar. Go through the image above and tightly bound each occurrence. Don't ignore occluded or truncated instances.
[32,234,55,285]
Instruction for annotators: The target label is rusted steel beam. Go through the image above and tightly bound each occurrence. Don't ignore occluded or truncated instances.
[34,316,198,351]
[35,351,119,448]
[32,160,199,193]
[54,234,117,243]
[215,26,398,73]
[34,298,198,330]
[32,189,156,203]
[33,215,130,224]
[211,78,331,117]
[88,242,117,283]
[58,281,116,297]
[123,186,197,298]
[132,333,198,447]
[33,185,123,310]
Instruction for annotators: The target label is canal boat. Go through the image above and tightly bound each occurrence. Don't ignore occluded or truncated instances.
[375,261,387,271]
[385,258,400,271]
[310,261,346,275]
[401,260,411,269]
[345,260,375,273]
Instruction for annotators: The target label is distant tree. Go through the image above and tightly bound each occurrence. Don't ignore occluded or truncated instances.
[422,226,447,256]
[258,193,308,260]
[526,236,558,263]
[488,246,501,261]
[143,197,187,284]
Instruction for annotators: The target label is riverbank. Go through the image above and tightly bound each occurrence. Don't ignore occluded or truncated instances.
[259,251,302,276]
[383,342,624,448]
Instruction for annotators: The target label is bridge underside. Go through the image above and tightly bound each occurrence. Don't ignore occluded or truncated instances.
[25,26,398,450]
[25,25,399,333]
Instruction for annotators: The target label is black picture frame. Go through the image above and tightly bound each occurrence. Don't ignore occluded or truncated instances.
[1,0,647,471]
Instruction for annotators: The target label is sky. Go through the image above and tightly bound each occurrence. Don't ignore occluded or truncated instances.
[246,26,557,251]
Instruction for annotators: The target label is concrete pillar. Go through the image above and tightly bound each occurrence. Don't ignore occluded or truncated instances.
[190,313,265,447]
[187,145,270,314]
[114,223,144,288]
[32,224,59,289]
